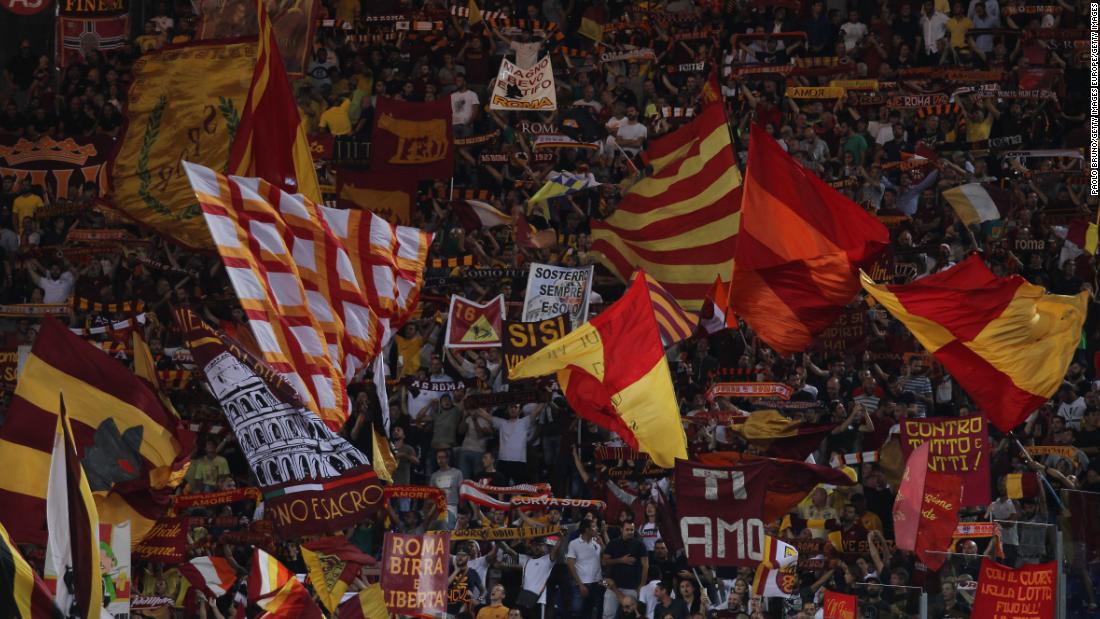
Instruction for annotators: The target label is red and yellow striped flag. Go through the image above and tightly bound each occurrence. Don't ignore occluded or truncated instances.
[861,254,1088,432]
[228,0,321,203]
[0,318,193,545]
[0,520,62,618]
[731,123,889,354]
[509,272,687,467]
[632,271,697,345]
[591,103,742,311]
[1005,472,1040,499]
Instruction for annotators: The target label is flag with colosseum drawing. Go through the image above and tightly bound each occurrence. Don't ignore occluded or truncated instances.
[369,96,454,182]
[175,307,383,538]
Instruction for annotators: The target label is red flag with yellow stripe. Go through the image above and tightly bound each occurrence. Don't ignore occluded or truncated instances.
[861,254,1087,432]
[228,0,321,202]
[508,271,687,468]
[731,123,889,354]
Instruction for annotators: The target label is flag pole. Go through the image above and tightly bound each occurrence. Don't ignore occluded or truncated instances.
[1011,435,1066,512]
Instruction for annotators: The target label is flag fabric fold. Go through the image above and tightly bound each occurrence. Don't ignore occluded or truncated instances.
[337,583,388,619]
[228,0,321,203]
[860,254,1088,431]
[0,317,193,545]
[301,537,376,613]
[45,396,103,619]
[509,272,687,467]
[591,103,742,310]
[941,182,1008,227]
[248,548,293,605]
[698,277,736,335]
[731,123,889,354]
[632,271,698,345]
[179,556,238,599]
[733,410,835,461]
[257,577,323,618]
[0,521,63,619]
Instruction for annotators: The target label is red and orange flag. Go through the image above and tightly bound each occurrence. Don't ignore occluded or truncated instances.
[731,124,889,354]
[861,254,1087,432]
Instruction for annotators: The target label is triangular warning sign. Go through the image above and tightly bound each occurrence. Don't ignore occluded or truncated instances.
[461,315,500,342]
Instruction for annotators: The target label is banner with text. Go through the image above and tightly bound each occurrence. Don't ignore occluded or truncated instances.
[133,516,188,564]
[900,415,990,506]
[489,56,558,111]
[381,532,450,618]
[501,314,572,375]
[971,558,1055,619]
[522,262,593,328]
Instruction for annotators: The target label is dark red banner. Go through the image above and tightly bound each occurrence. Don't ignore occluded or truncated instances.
[900,416,990,506]
[0,135,112,199]
[971,559,1056,619]
[132,516,188,563]
[674,460,768,567]
[370,97,453,182]
[381,532,450,618]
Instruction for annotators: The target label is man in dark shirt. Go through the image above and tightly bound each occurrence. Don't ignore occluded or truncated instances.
[651,580,688,619]
[5,40,36,92]
[601,521,648,619]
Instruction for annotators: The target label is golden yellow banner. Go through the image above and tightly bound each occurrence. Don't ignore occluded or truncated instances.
[785,86,846,99]
[109,40,257,249]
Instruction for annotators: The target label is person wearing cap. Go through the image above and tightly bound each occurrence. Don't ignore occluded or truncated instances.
[448,544,484,617]
[497,536,567,619]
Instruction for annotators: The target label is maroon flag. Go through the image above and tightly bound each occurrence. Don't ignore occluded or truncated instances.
[370,97,453,182]
[893,441,962,571]
[971,559,1056,619]
[381,532,449,618]
[675,457,854,567]
[822,590,857,619]
[893,441,928,552]
[913,470,962,571]
[900,416,990,506]
[57,13,129,67]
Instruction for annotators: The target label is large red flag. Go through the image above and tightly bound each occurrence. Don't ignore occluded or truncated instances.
[732,123,889,354]
[861,254,1087,432]
[971,559,1056,619]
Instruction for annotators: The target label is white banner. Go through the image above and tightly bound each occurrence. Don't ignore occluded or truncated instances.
[489,55,558,111]
[522,263,593,328]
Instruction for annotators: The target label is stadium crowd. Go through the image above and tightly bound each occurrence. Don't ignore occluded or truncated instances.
[0,0,1097,617]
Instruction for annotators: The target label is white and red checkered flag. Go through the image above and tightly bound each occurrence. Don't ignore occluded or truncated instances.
[182,162,431,430]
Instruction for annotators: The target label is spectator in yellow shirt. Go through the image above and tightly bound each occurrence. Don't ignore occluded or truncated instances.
[12,182,44,234]
[946,3,974,49]
[319,96,352,136]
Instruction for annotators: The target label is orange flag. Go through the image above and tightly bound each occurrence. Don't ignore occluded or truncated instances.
[731,124,888,354]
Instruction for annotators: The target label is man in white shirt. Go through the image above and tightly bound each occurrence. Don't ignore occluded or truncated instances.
[500,537,565,615]
[1056,385,1087,429]
[839,10,868,51]
[613,106,648,157]
[919,0,950,55]
[451,74,480,136]
[27,260,74,304]
[567,519,604,618]
[477,402,545,484]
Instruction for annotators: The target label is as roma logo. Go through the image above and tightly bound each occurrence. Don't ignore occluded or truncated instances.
[3,0,51,15]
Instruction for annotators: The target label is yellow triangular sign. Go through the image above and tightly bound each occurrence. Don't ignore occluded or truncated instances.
[461,315,498,342]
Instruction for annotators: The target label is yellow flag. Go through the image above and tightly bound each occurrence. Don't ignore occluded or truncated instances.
[468,0,482,24]
[110,40,257,249]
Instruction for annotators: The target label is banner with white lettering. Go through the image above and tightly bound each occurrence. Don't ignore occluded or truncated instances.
[522,263,593,328]
[381,532,450,618]
[489,56,558,111]
[674,459,766,567]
